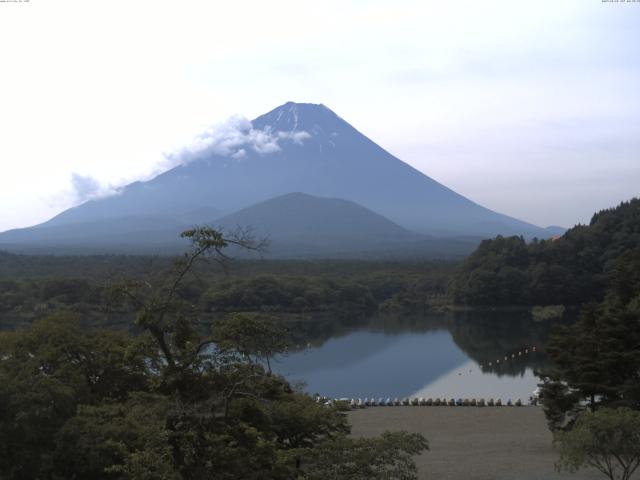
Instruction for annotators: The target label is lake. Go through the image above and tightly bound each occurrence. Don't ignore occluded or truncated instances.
[272,311,559,401]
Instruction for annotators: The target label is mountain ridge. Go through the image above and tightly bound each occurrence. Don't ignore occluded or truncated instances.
[0,101,564,256]
[0,192,481,258]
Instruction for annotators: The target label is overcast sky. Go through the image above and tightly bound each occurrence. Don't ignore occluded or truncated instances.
[1,0,638,232]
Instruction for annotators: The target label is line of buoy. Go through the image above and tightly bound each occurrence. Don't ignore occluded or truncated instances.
[316,396,529,408]
[480,345,538,369]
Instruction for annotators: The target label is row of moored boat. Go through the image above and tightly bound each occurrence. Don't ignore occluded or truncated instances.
[316,396,529,407]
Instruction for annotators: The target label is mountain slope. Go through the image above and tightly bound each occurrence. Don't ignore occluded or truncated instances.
[0,192,480,258]
[0,101,561,255]
[217,192,412,257]
[217,192,414,240]
[215,192,479,259]
[0,216,190,254]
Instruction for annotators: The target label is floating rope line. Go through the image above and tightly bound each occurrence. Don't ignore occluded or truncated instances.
[480,345,538,369]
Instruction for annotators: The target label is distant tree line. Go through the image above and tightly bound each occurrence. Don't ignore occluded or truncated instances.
[202,275,377,316]
[0,257,454,331]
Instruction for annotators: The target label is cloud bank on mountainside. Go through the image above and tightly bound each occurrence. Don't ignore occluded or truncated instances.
[57,116,312,209]
[163,115,311,167]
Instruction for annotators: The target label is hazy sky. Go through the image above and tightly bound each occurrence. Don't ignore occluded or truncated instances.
[1,0,638,232]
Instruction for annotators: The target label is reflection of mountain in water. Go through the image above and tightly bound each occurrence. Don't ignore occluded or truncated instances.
[289,311,557,374]
[279,332,403,375]
[411,360,540,400]
[273,330,469,398]
[274,311,561,397]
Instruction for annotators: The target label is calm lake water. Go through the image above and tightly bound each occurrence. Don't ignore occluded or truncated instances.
[272,312,557,401]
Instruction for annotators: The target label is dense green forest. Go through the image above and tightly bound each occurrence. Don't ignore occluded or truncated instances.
[0,254,453,331]
[446,199,640,436]
[0,228,429,479]
[451,199,640,306]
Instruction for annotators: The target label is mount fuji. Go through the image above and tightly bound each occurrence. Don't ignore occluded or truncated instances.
[0,102,563,256]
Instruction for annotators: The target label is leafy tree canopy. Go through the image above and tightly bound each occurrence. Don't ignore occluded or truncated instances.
[540,246,640,430]
[451,198,640,306]
[555,407,640,480]
[0,227,428,479]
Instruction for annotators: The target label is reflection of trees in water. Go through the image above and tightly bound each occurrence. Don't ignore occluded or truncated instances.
[366,313,449,334]
[282,311,451,351]
[369,311,558,377]
[201,311,442,352]
[447,310,553,377]
[10,305,564,379]
[273,311,370,350]
[283,310,570,379]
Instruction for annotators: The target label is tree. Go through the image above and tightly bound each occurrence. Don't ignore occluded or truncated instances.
[110,226,428,479]
[0,314,153,480]
[213,312,290,373]
[540,288,640,430]
[53,393,176,480]
[554,408,640,480]
[115,226,268,382]
[301,431,428,480]
[451,199,640,307]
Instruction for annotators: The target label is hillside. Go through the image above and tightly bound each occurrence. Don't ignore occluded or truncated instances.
[0,216,190,254]
[450,198,640,306]
[216,192,412,257]
[217,192,413,240]
[215,192,478,258]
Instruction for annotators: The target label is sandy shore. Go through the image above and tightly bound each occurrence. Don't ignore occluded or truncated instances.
[348,407,615,480]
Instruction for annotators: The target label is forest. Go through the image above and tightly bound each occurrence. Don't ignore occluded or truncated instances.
[0,228,430,479]
[450,199,640,307]
[0,252,453,331]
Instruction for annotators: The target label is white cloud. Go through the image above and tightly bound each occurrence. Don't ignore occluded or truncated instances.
[43,173,121,213]
[163,116,311,167]
[70,173,119,204]
[70,174,101,201]
[280,130,312,145]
